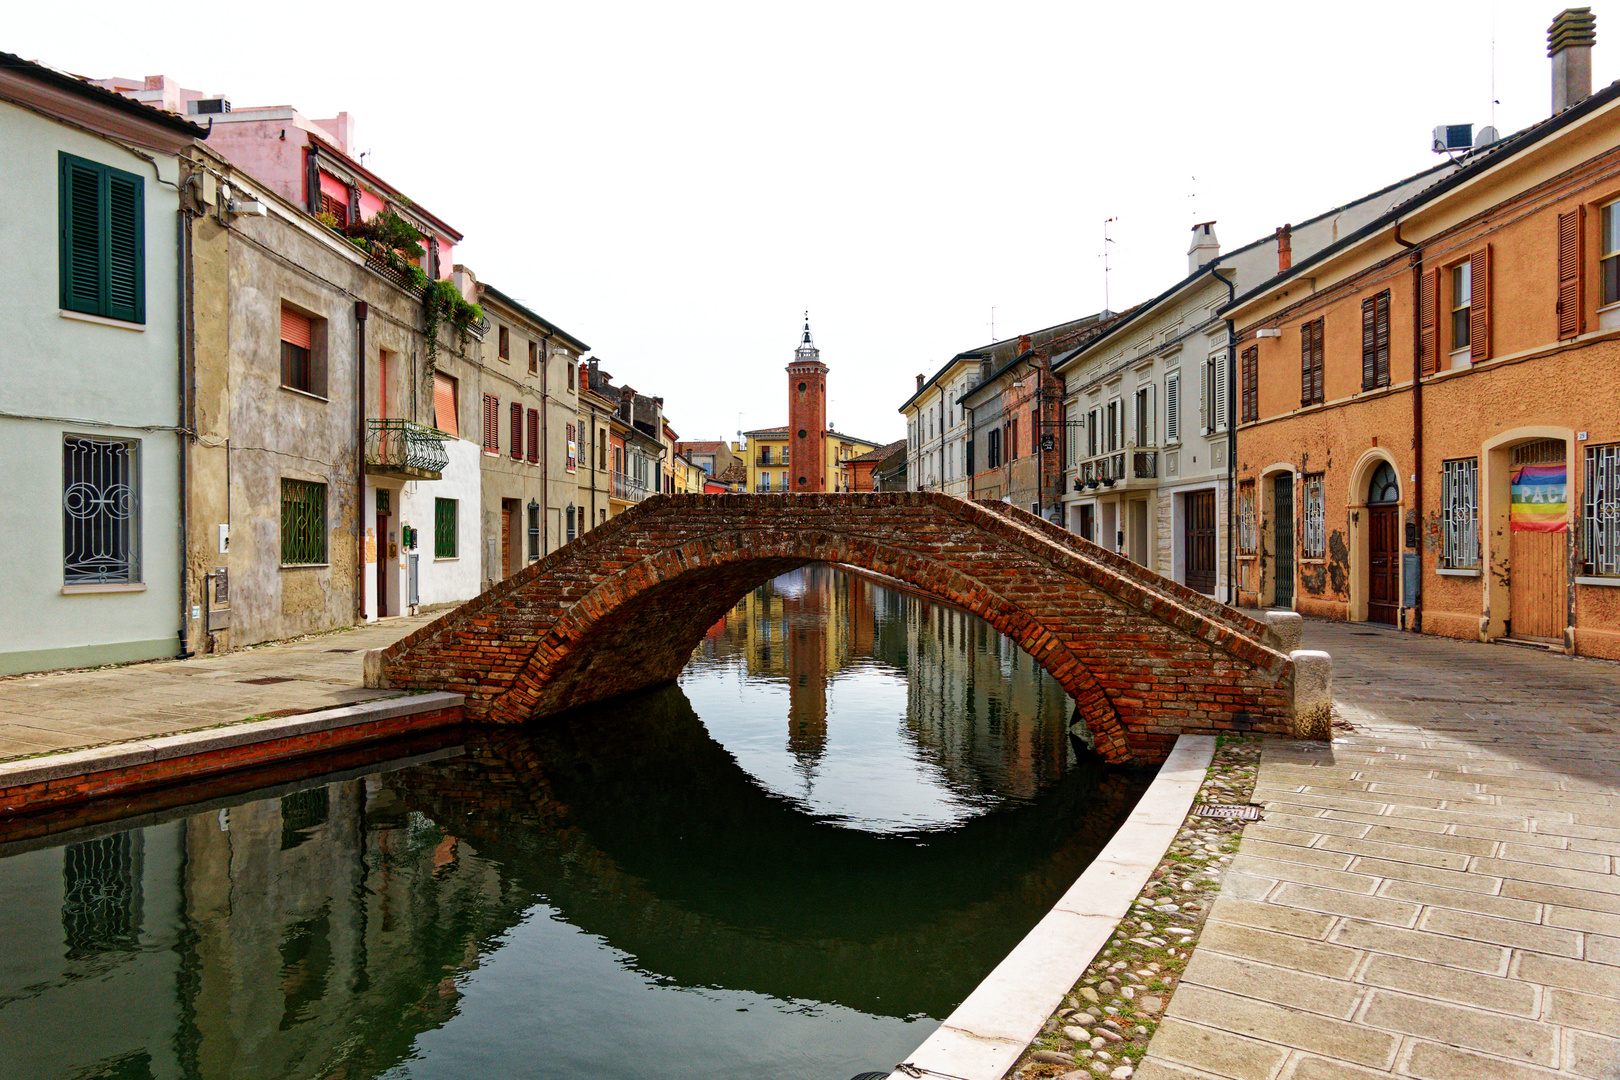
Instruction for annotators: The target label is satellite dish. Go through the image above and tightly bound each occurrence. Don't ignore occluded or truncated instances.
[1474,126,1499,149]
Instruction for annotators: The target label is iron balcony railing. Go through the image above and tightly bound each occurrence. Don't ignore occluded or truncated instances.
[612,471,648,502]
[756,453,788,466]
[1071,447,1157,491]
[365,418,447,480]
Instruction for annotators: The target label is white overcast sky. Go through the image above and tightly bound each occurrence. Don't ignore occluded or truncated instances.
[11,1,1598,445]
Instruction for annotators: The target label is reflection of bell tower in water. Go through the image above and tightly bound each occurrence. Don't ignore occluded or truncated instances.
[786,568,831,778]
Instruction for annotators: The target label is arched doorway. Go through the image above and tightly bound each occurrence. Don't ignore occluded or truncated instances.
[1366,462,1401,625]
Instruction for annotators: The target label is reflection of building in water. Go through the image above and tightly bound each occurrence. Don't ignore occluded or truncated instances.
[690,565,1072,800]
[0,775,518,1080]
[903,596,1074,802]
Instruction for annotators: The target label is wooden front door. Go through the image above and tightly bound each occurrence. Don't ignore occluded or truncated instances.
[376,510,389,617]
[1509,440,1568,640]
[500,499,519,579]
[1367,506,1400,625]
[1273,474,1294,608]
[1185,490,1216,594]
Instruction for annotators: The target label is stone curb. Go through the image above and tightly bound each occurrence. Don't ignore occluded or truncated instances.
[0,692,465,790]
[886,734,1217,1080]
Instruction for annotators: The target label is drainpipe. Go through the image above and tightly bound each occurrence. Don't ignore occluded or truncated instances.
[1394,221,1422,633]
[355,300,369,624]
[1215,265,1237,606]
[176,199,193,658]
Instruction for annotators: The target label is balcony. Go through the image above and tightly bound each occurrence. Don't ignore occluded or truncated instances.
[756,454,788,467]
[612,471,648,503]
[365,418,447,480]
[1071,447,1158,493]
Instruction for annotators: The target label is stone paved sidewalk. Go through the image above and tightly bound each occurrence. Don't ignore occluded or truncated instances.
[1137,620,1620,1080]
[0,613,442,763]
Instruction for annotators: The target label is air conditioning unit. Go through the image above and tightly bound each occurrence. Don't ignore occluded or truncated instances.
[191,97,232,115]
[1432,124,1472,153]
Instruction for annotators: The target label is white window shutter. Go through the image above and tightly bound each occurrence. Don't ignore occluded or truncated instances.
[1214,351,1229,433]
[1166,372,1180,444]
[1146,382,1157,445]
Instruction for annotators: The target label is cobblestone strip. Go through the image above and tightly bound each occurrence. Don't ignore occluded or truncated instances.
[1005,736,1263,1080]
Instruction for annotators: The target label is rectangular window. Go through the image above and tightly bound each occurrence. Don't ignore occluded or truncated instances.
[987,428,1001,468]
[565,422,578,472]
[527,408,540,463]
[1134,384,1153,445]
[1242,344,1259,423]
[1205,351,1229,432]
[568,363,576,391]
[1441,458,1480,569]
[280,306,324,395]
[63,435,139,584]
[529,340,540,375]
[1238,479,1257,555]
[280,479,327,565]
[511,401,523,459]
[1165,372,1181,444]
[1300,473,1326,559]
[1106,400,1119,451]
[482,394,500,452]
[498,325,510,361]
[1361,290,1392,390]
[599,432,607,470]
[434,498,457,558]
[1584,443,1620,577]
[1299,319,1324,406]
[1602,202,1620,308]
[1087,407,1099,457]
[1010,417,1019,460]
[59,152,145,323]
[1451,263,1472,352]
[566,505,576,543]
[433,372,458,436]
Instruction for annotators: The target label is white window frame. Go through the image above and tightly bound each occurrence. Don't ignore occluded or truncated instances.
[1165,370,1181,444]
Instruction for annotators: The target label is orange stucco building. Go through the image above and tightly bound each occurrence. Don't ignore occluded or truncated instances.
[1227,13,1620,658]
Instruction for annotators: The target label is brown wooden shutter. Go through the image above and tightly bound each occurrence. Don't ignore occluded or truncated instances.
[1361,297,1378,390]
[1375,292,1391,387]
[527,408,540,462]
[511,401,523,459]
[1419,267,1439,375]
[433,373,458,436]
[1310,320,1325,404]
[482,393,499,451]
[1469,246,1492,361]
[1300,325,1313,406]
[1557,208,1585,340]
[1242,345,1259,423]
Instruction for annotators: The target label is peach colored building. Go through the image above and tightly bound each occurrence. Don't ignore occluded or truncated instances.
[1228,13,1620,658]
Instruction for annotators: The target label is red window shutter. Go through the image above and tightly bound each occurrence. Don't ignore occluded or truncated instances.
[527,409,539,462]
[1419,267,1439,375]
[483,394,499,451]
[1312,320,1325,403]
[434,373,458,436]
[511,401,523,459]
[1557,208,1585,340]
[1243,345,1259,423]
[1470,246,1492,361]
[281,307,313,349]
[1375,292,1391,387]
[1361,298,1378,390]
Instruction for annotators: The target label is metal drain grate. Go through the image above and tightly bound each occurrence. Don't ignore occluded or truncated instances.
[1196,803,1262,820]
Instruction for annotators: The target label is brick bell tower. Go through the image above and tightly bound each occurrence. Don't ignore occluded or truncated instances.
[786,312,829,492]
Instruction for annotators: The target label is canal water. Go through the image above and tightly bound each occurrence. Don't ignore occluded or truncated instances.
[0,566,1148,1080]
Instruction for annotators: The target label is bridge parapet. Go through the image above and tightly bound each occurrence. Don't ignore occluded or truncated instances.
[375,492,1296,764]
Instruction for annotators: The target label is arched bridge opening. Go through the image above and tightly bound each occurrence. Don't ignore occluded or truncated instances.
[374,493,1295,764]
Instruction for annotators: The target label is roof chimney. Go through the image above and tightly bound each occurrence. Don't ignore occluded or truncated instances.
[1550,7,1596,113]
[1189,221,1220,274]
[916,373,925,390]
[1017,334,1032,356]
[1276,224,1293,273]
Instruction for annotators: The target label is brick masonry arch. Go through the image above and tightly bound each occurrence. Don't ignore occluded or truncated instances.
[377,493,1295,764]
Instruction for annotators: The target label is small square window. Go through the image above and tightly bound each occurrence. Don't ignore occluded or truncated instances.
[280,305,327,396]
[64,435,140,584]
[280,479,327,565]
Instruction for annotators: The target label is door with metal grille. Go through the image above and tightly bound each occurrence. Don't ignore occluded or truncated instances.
[1185,490,1217,594]
[1273,474,1294,608]
[1509,439,1567,640]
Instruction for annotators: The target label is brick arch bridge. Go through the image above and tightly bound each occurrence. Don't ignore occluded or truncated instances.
[374,492,1295,763]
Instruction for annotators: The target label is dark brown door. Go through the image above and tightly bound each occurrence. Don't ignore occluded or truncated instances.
[376,510,389,617]
[1368,506,1400,625]
[1185,491,1217,594]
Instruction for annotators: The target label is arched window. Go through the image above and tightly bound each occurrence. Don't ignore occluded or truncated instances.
[1368,461,1400,505]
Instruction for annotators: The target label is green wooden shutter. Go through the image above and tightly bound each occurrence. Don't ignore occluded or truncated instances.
[60,156,104,315]
[58,153,144,323]
[105,172,144,323]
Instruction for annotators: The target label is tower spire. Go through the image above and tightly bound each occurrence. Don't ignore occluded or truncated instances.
[796,310,819,361]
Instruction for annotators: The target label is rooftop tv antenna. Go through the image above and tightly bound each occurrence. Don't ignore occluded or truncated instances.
[1101,217,1118,315]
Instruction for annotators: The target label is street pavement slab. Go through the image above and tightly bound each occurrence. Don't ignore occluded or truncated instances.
[1137,619,1620,1080]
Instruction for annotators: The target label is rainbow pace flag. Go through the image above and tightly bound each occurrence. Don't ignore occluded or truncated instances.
[1510,463,1567,532]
